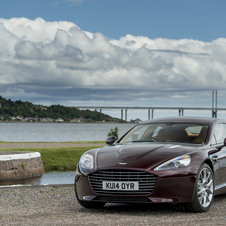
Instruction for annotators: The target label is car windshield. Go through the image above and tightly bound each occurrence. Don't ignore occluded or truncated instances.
[119,123,209,144]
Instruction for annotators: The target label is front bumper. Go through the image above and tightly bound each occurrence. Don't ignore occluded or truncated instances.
[75,170,196,204]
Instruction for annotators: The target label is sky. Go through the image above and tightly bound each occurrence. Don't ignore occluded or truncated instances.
[0,0,226,121]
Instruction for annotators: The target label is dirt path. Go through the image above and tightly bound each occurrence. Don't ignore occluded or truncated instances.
[0,142,106,149]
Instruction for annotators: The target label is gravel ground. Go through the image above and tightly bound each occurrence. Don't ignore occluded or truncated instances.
[1,185,226,225]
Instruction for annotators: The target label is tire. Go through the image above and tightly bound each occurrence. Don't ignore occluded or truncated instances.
[75,183,106,208]
[184,163,214,212]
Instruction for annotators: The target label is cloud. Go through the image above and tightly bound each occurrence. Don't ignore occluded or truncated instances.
[0,17,226,108]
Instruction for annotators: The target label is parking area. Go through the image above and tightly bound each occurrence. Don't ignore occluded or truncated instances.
[0,185,226,225]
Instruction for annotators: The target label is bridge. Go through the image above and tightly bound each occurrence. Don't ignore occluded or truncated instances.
[72,91,225,121]
[71,106,226,121]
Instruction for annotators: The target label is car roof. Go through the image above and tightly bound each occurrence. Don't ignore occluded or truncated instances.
[139,116,225,126]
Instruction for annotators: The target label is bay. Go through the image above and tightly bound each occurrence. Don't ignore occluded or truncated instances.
[0,122,135,142]
[0,171,76,187]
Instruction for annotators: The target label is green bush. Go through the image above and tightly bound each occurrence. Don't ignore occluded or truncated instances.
[107,126,119,140]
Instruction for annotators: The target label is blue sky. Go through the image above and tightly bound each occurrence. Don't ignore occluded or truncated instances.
[2,0,226,41]
[1,0,226,120]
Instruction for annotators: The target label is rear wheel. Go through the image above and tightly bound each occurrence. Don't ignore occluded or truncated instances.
[185,163,214,212]
[75,184,106,208]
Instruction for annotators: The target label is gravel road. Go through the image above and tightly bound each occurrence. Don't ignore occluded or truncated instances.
[1,185,226,225]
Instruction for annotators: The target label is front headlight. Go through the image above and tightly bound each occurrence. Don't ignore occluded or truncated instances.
[154,155,191,171]
[79,153,94,175]
[80,153,93,169]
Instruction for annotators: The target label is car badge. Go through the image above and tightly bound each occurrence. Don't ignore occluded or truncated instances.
[119,162,127,165]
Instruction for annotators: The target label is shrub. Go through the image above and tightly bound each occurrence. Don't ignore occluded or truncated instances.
[107,126,119,140]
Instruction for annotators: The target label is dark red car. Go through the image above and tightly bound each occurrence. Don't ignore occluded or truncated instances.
[75,117,226,212]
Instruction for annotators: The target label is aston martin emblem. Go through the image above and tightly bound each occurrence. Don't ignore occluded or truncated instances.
[119,162,127,165]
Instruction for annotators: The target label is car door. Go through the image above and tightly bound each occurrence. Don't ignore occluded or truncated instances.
[211,123,226,191]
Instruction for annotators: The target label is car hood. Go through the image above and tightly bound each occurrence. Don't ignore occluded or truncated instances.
[96,143,196,170]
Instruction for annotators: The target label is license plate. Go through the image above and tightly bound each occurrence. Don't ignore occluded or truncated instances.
[102,181,139,190]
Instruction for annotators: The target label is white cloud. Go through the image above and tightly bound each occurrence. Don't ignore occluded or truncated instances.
[0,17,226,109]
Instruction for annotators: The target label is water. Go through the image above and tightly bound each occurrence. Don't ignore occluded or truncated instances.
[0,122,135,186]
[0,171,76,187]
[0,122,135,142]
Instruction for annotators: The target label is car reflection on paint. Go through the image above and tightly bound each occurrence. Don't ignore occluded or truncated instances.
[75,117,226,212]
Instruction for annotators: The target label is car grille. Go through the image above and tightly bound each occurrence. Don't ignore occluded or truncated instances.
[89,170,158,195]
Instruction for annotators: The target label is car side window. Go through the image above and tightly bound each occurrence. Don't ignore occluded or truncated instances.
[213,124,226,145]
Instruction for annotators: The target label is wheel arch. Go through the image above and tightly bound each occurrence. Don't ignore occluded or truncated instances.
[203,158,214,174]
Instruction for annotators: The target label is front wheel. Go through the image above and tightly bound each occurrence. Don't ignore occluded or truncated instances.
[184,163,214,212]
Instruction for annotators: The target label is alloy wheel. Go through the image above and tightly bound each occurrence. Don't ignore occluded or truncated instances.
[197,166,214,208]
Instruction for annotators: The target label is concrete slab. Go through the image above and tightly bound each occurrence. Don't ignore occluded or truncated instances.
[0,151,44,180]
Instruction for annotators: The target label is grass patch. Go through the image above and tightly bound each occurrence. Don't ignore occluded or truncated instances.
[0,146,103,172]
[21,161,26,170]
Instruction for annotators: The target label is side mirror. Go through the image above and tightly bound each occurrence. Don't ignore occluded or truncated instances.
[106,136,117,145]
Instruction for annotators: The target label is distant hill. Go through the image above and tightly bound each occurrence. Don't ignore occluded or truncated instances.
[0,96,121,122]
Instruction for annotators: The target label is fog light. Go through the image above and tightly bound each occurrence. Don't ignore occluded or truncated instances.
[83,196,96,201]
